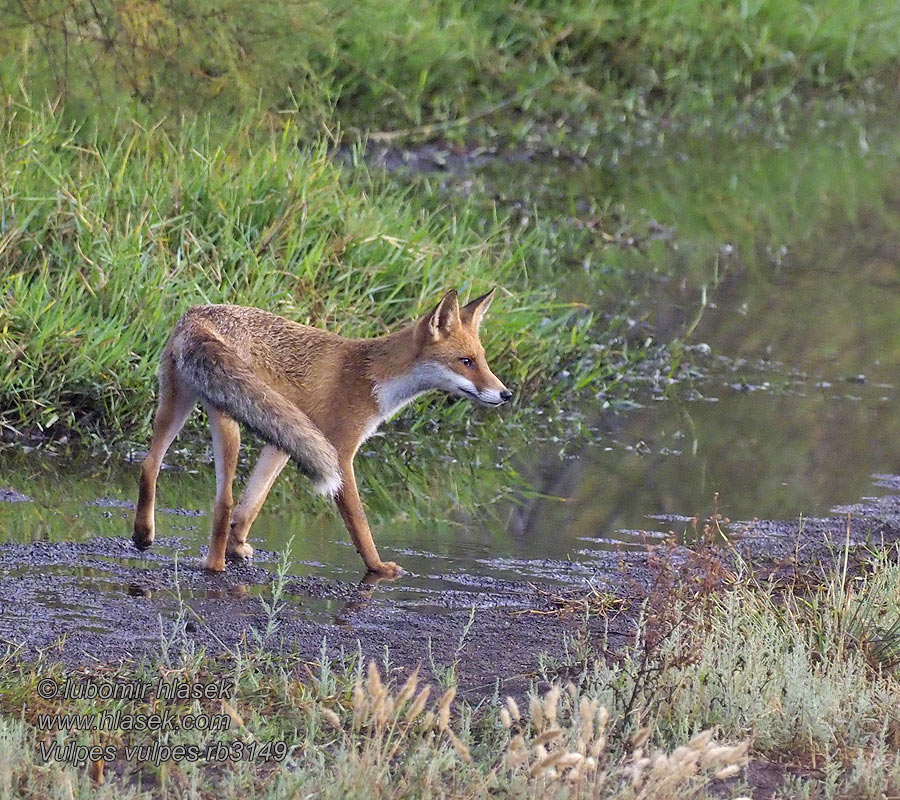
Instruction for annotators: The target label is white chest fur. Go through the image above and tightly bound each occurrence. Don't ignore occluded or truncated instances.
[364,361,475,443]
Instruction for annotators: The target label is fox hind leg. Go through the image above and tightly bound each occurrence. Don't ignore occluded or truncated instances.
[205,405,240,572]
[227,444,290,560]
[133,367,197,550]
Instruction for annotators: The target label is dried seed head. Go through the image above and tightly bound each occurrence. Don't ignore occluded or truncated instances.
[506,696,521,722]
[688,729,714,751]
[543,685,561,726]
[597,707,609,729]
[222,700,244,729]
[447,729,472,763]
[397,669,419,707]
[670,745,690,763]
[366,660,383,699]
[320,708,341,729]
[579,697,597,743]
[352,683,365,714]
[649,752,668,777]
[371,693,387,726]
[437,686,456,731]
[700,744,739,769]
[530,747,568,778]
[405,686,431,724]
[529,695,544,730]
[629,755,651,787]
[631,725,651,749]
[532,727,563,746]
[714,764,741,780]
[557,752,584,769]
[500,708,512,729]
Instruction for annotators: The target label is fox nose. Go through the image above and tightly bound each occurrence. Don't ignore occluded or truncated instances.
[500,389,513,402]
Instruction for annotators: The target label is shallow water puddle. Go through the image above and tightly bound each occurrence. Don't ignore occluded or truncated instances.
[443,112,900,550]
[2,114,900,652]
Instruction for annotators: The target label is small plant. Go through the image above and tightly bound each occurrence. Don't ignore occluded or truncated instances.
[257,534,296,642]
[500,686,747,797]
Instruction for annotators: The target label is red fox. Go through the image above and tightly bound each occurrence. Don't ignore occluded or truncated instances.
[132,289,510,577]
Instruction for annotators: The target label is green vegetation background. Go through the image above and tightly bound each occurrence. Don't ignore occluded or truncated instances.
[1,0,899,437]
[5,0,898,131]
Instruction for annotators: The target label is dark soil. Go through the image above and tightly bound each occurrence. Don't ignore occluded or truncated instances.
[2,480,900,700]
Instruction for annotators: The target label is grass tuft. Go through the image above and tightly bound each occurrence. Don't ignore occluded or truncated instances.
[0,102,607,439]
[8,550,900,797]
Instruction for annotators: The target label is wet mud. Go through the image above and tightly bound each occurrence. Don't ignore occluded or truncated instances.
[2,479,900,697]
[4,116,900,698]
[339,140,579,176]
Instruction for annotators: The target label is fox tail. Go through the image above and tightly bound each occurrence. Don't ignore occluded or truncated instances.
[170,326,342,496]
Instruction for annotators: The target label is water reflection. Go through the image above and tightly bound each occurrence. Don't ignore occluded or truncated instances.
[1,114,900,620]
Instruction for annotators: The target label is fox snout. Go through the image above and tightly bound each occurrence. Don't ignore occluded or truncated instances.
[465,376,512,407]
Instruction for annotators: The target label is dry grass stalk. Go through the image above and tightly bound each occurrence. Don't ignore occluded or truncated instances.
[500,683,748,797]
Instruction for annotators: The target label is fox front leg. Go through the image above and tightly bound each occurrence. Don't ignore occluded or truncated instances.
[333,458,402,578]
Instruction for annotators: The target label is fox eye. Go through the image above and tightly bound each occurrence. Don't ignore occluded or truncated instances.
[459,357,475,368]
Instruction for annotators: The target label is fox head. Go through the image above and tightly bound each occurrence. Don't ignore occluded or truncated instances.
[415,289,512,407]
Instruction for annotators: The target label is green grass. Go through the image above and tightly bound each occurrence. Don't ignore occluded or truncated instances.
[2,2,898,440]
[0,649,746,799]
[2,0,898,140]
[0,102,612,439]
[551,544,900,798]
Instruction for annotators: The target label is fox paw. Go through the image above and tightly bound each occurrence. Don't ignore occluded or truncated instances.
[203,555,226,572]
[132,523,155,550]
[368,560,403,579]
[226,541,254,560]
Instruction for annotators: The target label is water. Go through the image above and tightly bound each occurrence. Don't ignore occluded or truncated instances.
[3,111,900,635]
[463,111,900,547]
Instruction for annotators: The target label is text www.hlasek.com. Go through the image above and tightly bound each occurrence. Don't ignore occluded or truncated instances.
[37,710,288,766]
[37,708,228,733]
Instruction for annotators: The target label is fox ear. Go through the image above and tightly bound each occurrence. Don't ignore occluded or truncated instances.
[425,290,460,340]
[460,287,496,331]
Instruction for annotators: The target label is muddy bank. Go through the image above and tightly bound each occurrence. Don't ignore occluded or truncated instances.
[2,479,900,696]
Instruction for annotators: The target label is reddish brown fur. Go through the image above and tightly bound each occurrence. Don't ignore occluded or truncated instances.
[132,290,509,577]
